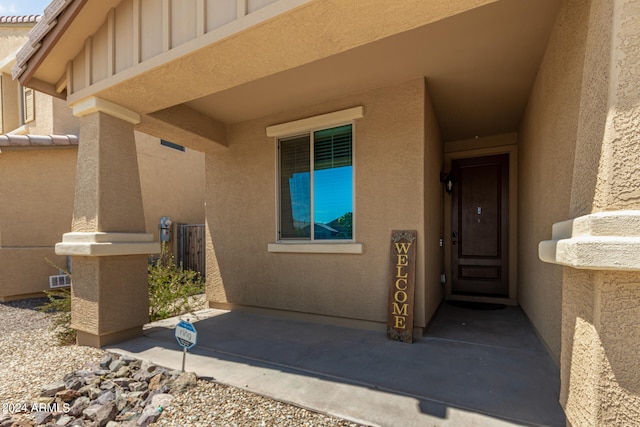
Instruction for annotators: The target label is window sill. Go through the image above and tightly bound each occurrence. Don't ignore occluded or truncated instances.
[267,242,364,254]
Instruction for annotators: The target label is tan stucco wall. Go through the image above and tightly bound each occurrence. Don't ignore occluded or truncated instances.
[23,89,54,135]
[1,72,20,132]
[206,78,437,327]
[0,24,36,134]
[557,0,640,424]
[0,149,77,246]
[423,82,444,320]
[53,97,80,135]
[517,0,590,363]
[561,269,640,426]
[0,249,69,301]
[135,131,205,242]
[589,2,640,213]
[0,25,32,60]
[0,148,77,299]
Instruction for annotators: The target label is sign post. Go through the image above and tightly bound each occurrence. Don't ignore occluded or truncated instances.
[175,320,197,372]
[387,230,417,343]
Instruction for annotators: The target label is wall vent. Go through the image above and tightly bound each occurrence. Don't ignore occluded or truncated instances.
[49,274,70,288]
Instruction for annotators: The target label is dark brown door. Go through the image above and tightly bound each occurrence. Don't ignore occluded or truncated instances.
[451,154,509,297]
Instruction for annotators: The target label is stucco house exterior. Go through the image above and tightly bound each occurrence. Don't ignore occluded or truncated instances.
[0,15,80,301]
[12,0,640,424]
[0,16,205,301]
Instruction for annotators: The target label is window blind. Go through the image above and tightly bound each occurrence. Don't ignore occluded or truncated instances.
[314,125,352,170]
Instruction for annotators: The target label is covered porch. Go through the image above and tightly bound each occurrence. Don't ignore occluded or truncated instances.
[108,301,565,426]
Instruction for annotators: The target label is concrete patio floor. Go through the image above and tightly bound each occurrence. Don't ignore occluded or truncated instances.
[107,302,565,427]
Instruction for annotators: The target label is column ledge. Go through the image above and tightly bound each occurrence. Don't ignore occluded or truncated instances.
[72,97,141,125]
[55,232,160,256]
[539,210,640,270]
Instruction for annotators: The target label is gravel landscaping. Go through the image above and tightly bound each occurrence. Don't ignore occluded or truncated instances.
[0,298,362,427]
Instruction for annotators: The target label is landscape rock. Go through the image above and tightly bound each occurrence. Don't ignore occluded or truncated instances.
[82,403,102,420]
[56,388,82,402]
[150,393,174,409]
[64,377,84,391]
[99,380,116,391]
[10,353,196,427]
[113,377,132,389]
[41,381,66,397]
[147,374,164,392]
[8,418,33,427]
[99,354,113,369]
[78,385,101,400]
[128,382,147,393]
[108,359,125,373]
[94,401,118,427]
[32,410,54,425]
[136,405,163,427]
[67,397,90,417]
[95,391,115,406]
[172,372,197,393]
[56,414,74,425]
[84,376,102,386]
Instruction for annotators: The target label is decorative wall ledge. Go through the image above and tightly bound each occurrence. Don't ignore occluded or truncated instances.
[56,232,160,256]
[539,210,640,271]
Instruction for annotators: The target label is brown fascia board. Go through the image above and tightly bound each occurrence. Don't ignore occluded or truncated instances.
[15,0,88,92]
[26,77,67,100]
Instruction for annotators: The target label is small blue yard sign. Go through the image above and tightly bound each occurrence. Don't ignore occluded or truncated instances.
[175,320,197,350]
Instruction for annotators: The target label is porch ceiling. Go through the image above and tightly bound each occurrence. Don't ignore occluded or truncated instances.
[184,0,561,142]
[20,0,561,145]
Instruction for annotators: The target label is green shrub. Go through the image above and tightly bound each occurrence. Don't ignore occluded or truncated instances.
[148,243,205,322]
[39,287,76,345]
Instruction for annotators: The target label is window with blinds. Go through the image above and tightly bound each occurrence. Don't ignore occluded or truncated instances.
[278,124,353,241]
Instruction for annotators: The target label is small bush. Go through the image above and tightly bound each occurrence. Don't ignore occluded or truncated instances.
[148,243,205,322]
[39,259,75,345]
[39,287,76,345]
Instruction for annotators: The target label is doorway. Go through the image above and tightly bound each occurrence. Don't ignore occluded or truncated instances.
[451,154,509,297]
[443,144,517,304]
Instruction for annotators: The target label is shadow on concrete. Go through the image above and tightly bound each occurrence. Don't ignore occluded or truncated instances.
[108,303,565,427]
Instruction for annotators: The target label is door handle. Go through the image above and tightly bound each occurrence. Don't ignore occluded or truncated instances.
[452,231,458,245]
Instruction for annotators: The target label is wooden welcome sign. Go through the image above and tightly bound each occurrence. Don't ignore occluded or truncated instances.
[387,230,417,343]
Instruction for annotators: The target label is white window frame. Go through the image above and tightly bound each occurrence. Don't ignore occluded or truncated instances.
[267,107,364,254]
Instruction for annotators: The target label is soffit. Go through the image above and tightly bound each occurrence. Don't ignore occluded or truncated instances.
[185,0,561,142]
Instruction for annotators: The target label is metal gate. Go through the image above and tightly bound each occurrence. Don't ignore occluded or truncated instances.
[177,223,206,277]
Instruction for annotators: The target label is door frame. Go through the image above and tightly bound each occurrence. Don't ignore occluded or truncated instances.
[443,142,518,305]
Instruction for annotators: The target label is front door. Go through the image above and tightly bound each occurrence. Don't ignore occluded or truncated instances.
[451,154,509,297]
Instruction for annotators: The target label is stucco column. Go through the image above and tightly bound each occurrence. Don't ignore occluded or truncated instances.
[539,1,640,425]
[56,97,159,348]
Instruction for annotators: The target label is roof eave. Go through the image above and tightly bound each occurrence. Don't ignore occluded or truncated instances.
[13,0,88,94]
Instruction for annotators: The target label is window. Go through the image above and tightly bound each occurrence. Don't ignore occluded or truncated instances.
[278,124,353,241]
[22,87,35,123]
